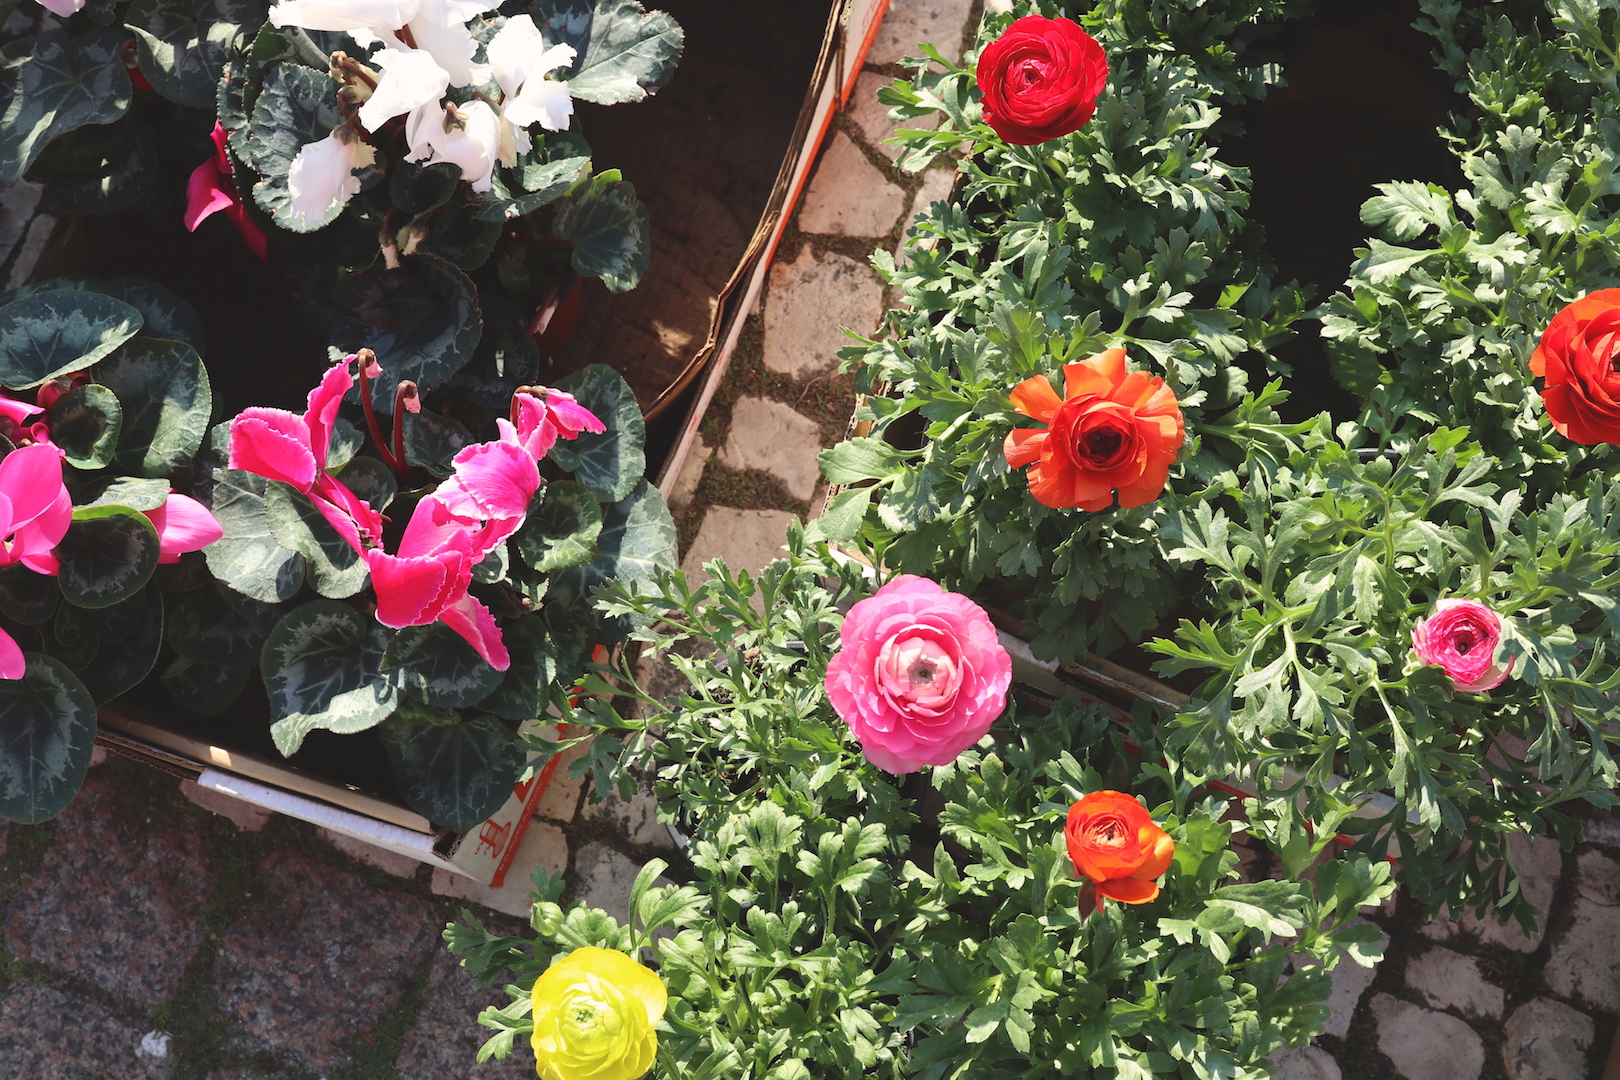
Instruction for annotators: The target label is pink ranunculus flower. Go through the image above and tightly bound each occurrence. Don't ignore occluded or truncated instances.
[824,575,1013,774]
[228,355,384,553]
[1412,598,1513,693]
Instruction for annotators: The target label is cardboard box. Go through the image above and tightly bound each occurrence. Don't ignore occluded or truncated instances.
[95,0,894,885]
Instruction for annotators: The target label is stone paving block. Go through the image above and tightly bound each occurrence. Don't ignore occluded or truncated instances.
[1445,833,1562,952]
[1404,945,1504,1020]
[679,507,799,589]
[181,778,272,832]
[718,396,826,501]
[5,212,55,291]
[666,433,711,514]
[867,0,976,65]
[1545,896,1620,1011]
[1369,993,1484,1080]
[1320,920,1386,1038]
[1500,997,1593,1080]
[317,826,423,879]
[0,983,172,1079]
[432,821,569,919]
[761,246,884,378]
[573,841,644,927]
[582,782,677,851]
[849,71,939,161]
[1575,847,1620,906]
[798,132,908,237]
[1583,810,1620,850]
[1268,1046,1341,1080]
[894,167,958,269]
[5,774,213,1006]
[394,947,537,1079]
[215,847,440,1071]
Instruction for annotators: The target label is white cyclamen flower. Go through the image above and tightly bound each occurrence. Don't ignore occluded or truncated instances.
[357,48,450,133]
[35,0,87,17]
[432,100,503,191]
[267,0,419,34]
[486,15,576,132]
[402,0,492,87]
[287,132,377,227]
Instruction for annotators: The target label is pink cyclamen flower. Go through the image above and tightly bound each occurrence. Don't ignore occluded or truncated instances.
[824,575,1013,774]
[144,492,224,563]
[185,122,269,263]
[1411,598,1513,693]
[0,443,73,679]
[511,386,606,460]
[228,355,384,554]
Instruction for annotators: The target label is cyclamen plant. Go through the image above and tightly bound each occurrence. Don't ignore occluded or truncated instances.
[196,352,677,832]
[0,276,224,823]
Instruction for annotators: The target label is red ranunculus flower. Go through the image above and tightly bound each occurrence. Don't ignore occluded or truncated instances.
[1065,790,1175,911]
[1530,289,1620,444]
[1003,348,1184,511]
[976,15,1108,145]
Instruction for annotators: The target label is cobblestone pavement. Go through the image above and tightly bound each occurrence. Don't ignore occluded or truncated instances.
[0,0,1615,1076]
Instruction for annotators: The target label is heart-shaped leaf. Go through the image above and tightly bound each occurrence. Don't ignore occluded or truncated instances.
[48,383,123,470]
[532,0,683,105]
[33,116,158,216]
[479,616,557,720]
[127,0,265,109]
[546,363,644,503]
[0,653,97,823]
[261,598,397,756]
[552,170,649,292]
[49,584,164,703]
[99,276,207,354]
[0,290,143,390]
[97,336,212,478]
[549,478,675,637]
[514,480,601,572]
[401,408,475,478]
[381,621,505,708]
[0,566,58,626]
[161,655,250,715]
[167,582,278,666]
[55,505,161,609]
[0,28,133,184]
[76,476,171,512]
[264,480,369,599]
[202,467,306,603]
[379,712,526,832]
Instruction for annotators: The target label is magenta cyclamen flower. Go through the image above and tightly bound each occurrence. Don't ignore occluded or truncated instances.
[0,444,73,678]
[145,493,225,564]
[229,355,384,554]
[824,575,1013,774]
[1411,598,1513,693]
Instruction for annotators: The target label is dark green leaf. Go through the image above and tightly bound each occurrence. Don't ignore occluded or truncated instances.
[99,277,206,354]
[55,505,161,609]
[379,713,526,832]
[514,480,601,572]
[33,116,158,216]
[547,364,644,502]
[264,480,369,598]
[65,584,163,702]
[247,61,347,232]
[401,408,475,477]
[533,0,683,105]
[127,0,265,109]
[0,29,133,184]
[391,158,460,214]
[167,582,277,666]
[550,478,675,633]
[0,290,142,389]
[47,383,122,470]
[0,566,57,626]
[551,171,649,292]
[0,653,97,823]
[202,468,306,603]
[381,621,505,708]
[331,453,396,512]
[479,617,555,720]
[97,336,212,478]
[76,476,172,512]
[161,656,250,715]
[261,598,397,755]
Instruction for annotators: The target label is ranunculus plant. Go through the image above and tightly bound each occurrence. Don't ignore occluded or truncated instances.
[0,277,223,823]
[193,351,676,831]
[447,531,1395,1078]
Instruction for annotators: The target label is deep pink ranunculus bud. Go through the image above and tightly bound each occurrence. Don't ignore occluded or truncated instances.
[144,492,224,563]
[824,575,1012,774]
[1411,598,1513,693]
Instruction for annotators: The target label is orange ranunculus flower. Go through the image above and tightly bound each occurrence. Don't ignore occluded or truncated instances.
[1003,349,1185,511]
[1064,790,1175,911]
[1530,289,1620,445]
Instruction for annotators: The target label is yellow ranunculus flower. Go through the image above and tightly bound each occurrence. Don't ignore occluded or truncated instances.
[530,946,667,1080]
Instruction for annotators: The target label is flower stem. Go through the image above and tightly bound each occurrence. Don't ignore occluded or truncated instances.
[355,350,405,475]
[392,381,418,471]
